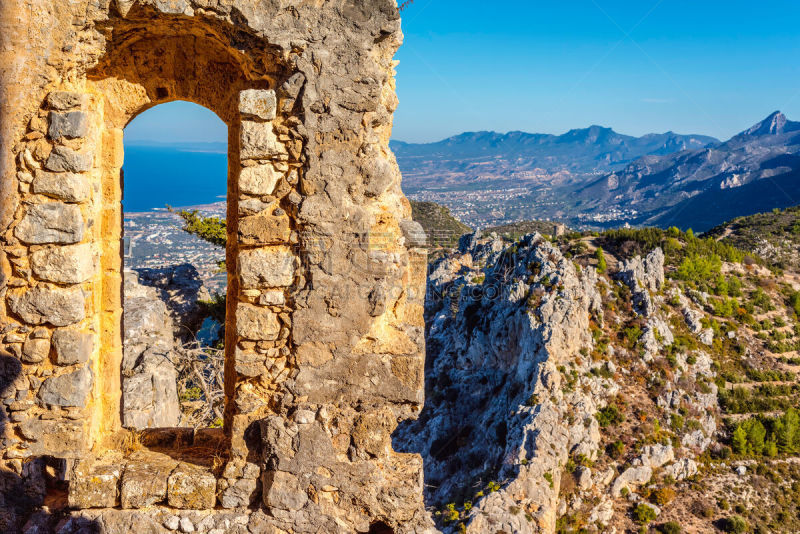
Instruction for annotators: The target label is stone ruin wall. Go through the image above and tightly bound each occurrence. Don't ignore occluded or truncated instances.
[0,1,430,532]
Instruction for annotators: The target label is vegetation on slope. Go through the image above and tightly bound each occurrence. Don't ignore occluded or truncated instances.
[410,200,471,248]
[706,205,800,270]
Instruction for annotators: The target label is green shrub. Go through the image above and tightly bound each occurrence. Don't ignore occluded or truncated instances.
[632,503,657,524]
[720,515,748,533]
[658,522,682,534]
[596,405,625,428]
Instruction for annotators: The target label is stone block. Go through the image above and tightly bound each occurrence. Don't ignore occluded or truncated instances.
[240,121,286,160]
[235,304,280,341]
[239,89,277,121]
[234,348,267,377]
[18,419,86,458]
[32,170,90,202]
[167,463,217,509]
[69,458,121,508]
[52,328,93,365]
[238,212,291,246]
[14,202,84,244]
[8,285,86,326]
[239,164,281,196]
[120,451,177,508]
[237,247,295,288]
[48,111,89,140]
[31,243,95,284]
[258,290,285,306]
[220,477,259,508]
[37,365,93,407]
[45,146,93,173]
[21,338,50,363]
[261,471,307,511]
[47,92,88,111]
[102,128,125,169]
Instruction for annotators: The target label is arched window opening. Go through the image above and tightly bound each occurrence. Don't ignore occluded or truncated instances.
[121,101,228,430]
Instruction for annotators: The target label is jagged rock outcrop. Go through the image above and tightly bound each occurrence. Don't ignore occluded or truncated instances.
[122,271,180,429]
[397,233,609,533]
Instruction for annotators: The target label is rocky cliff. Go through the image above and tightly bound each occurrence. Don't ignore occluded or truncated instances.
[398,225,800,533]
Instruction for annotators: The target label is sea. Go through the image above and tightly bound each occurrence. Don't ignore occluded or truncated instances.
[122,143,228,213]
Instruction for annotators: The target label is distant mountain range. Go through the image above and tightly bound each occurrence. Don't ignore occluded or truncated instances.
[578,111,800,230]
[394,112,800,231]
[392,127,719,193]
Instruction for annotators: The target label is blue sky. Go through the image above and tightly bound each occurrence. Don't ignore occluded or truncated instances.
[126,0,800,144]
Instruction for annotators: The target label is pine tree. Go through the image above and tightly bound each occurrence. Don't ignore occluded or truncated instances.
[595,247,607,274]
[732,425,748,455]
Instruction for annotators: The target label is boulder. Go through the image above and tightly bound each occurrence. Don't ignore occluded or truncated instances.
[663,458,698,481]
[611,466,652,497]
[121,351,180,429]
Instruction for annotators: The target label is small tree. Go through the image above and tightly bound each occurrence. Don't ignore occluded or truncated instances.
[732,425,748,455]
[595,247,607,273]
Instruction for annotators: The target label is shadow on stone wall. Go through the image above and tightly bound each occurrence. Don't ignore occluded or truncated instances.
[0,352,101,533]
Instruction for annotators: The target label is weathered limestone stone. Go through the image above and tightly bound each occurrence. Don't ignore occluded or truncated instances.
[122,352,180,428]
[47,91,88,111]
[30,243,95,284]
[69,458,122,508]
[237,247,295,288]
[167,463,217,509]
[18,419,86,457]
[220,478,259,509]
[611,466,653,497]
[52,328,93,365]
[14,202,84,244]
[37,366,93,407]
[21,337,50,363]
[45,146,93,173]
[120,452,178,508]
[239,89,277,121]
[277,72,305,113]
[239,164,281,196]
[240,121,286,160]
[259,290,285,306]
[235,304,280,341]
[48,111,89,140]
[238,212,291,245]
[261,471,307,511]
[234,348,267,377]
[8,285,86,326]
[32,170,90,202]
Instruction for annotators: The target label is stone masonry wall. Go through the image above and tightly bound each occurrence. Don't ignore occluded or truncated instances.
[0,1,429,532]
